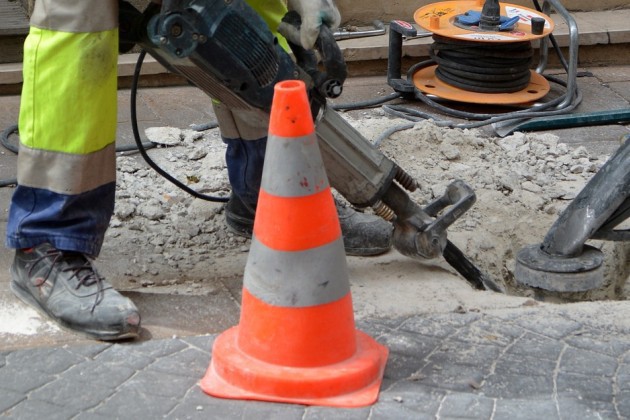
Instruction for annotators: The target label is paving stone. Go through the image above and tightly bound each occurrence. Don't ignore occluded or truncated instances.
[382,353,425,386]
[2,398,79,420]
[61,342,112,360]
[449,318,524,347]
[88,388,179,418]
[379,329,441,358]
[150,347,210,378]
[119,369,198,398]
[511,313,583,339]
[616,391,630,418]
[28,376,116,411]
[482,373,554,399]
[505,331,564,361]
[178,334,214,352]
[303,405,371,420]
[0,364,56,393]
[5,347,78,375]
[2,312,629,419]
[241,400,306,419]
[618,363,630,391]
[493,352,557,377]
[556,397,619,420]
[127,337,190,359]
[399,313,482,339]
[564,333,630,357]
[493,398,560,420]
[418,361,486,392]
[382,380,447,407]
[0,389,24,413]
[370,400,436,420]
[557,372,615,403]
[61,359,136,387]
[437,393,495,419]
[560,346,618,377]
[167,387,246,419]
[93,344,155,370]
[73,412,116,420]
[381,332,438,387]
[355,316,405,338]
[429,340,502,366]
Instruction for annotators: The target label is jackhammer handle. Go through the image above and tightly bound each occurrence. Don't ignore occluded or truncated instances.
[424,180,476,234]
[315,25,348,98]
[282,11,348,99]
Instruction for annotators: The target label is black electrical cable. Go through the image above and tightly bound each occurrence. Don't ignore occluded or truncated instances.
[130,50,228,202]
[374,73,582,140]
[430,35,534,93]
[1,123,19,154]
[0,124,18,186]
[330,92,402,111]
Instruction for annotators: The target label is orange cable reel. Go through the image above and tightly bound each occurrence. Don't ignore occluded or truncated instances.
[413,0,554,105]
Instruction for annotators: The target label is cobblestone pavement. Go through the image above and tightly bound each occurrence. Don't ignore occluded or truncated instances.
[1,303,629,419]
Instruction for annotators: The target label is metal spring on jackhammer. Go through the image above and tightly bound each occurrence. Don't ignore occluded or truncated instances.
[395,167,419,192]
[372,200,395,221]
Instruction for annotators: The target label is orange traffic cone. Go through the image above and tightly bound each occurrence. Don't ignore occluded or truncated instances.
[200,80,388,407]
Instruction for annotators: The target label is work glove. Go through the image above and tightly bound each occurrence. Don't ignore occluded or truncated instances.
[278,0,341,50]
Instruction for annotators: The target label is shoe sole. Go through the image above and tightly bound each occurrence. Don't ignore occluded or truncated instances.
[10,265,140,342]
[344,247,391,257]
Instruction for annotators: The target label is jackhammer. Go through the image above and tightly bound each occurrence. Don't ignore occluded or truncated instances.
[120,0,502,292]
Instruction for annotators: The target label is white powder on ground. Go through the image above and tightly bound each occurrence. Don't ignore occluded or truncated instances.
[0,300,60,336]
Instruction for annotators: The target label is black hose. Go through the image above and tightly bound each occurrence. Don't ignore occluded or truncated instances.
[330,92,402,111]
[129,50,228,202]
[1,124,19,154]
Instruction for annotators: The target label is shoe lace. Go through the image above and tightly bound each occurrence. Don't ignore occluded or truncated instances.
[30,249,105,313]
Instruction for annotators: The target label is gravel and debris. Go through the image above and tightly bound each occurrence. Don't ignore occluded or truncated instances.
[103,111,629,300]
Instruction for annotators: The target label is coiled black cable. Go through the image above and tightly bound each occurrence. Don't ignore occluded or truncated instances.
[430,34,534,93]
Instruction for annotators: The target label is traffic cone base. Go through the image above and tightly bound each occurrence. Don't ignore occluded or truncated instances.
[200,327,389,407]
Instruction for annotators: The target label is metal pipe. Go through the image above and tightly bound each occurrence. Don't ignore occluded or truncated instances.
[541,139,630,257]
[334,20,385,40]
[544,0,579,110]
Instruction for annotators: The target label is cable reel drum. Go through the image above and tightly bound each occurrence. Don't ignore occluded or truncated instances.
[412,0,555,105]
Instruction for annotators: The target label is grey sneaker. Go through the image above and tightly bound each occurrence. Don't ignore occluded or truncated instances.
[225,194,393,256]
[10,243,141,341]
[335,199,393,256]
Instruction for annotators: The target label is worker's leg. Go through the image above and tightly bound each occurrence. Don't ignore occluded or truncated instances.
[214,102,393,256]
[5,0,140,340]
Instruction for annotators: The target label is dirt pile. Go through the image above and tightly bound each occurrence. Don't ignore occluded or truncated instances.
[105,110,629,300]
